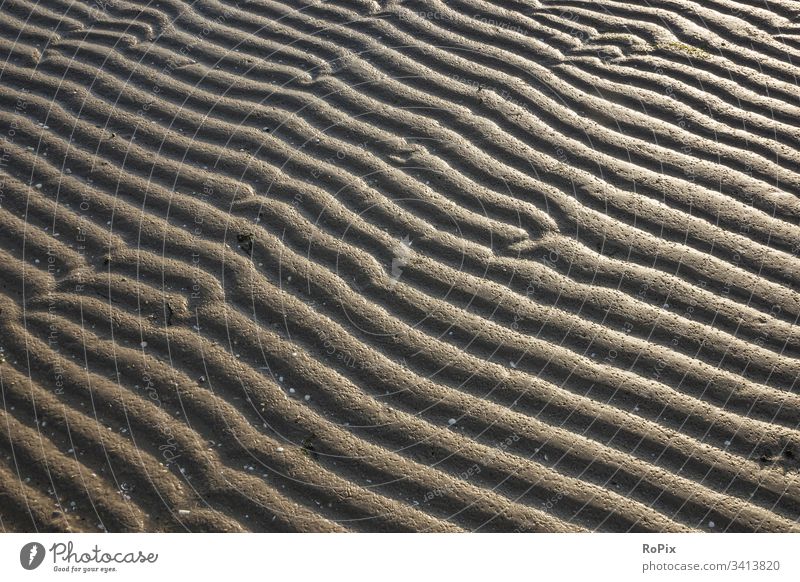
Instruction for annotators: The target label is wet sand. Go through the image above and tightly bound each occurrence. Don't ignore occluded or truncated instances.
[0,0,799,532]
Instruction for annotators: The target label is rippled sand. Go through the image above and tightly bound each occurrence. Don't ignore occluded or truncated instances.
[0,0,798,532]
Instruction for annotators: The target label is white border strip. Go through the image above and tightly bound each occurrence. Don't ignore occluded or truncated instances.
[1,533,797,581]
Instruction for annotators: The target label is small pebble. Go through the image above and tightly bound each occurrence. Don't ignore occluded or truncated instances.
[448,418,456,425]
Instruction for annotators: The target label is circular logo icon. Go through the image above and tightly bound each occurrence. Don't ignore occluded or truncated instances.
[20,542,45,570]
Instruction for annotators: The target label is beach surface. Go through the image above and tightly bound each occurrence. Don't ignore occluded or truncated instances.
[0,0,799,532]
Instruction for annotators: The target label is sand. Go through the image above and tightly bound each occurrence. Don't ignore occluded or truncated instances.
[0,0,798,532]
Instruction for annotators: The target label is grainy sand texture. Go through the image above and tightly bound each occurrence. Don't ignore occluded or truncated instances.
[0,0,799,533]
